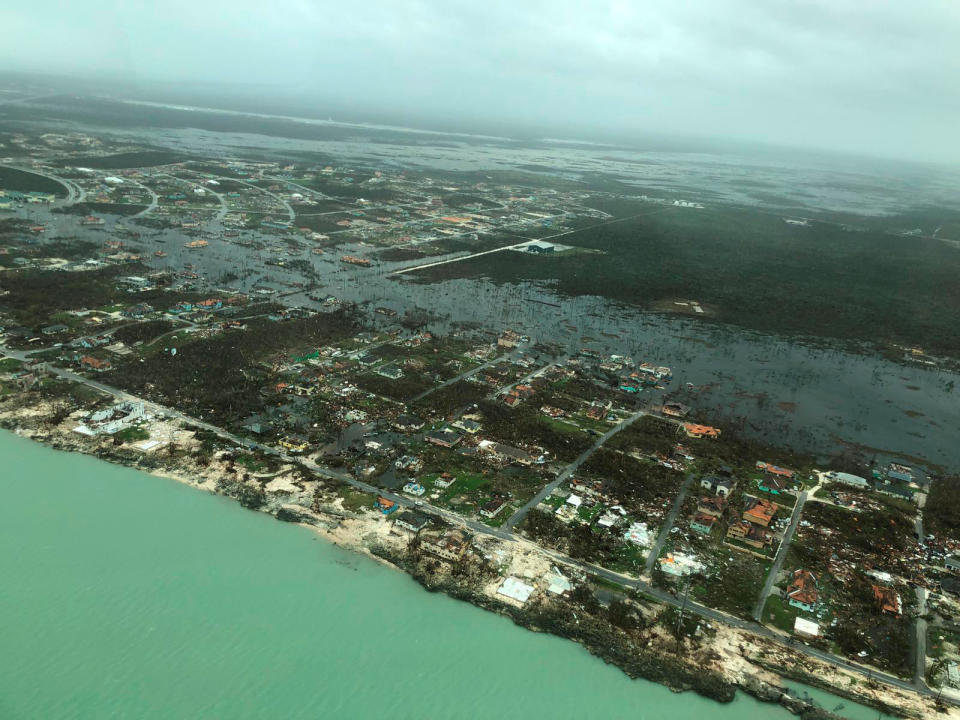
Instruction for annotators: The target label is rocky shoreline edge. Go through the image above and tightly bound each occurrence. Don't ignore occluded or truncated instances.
[0,397,923,720]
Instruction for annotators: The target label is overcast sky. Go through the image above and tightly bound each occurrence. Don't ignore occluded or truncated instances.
[2,0,958,162]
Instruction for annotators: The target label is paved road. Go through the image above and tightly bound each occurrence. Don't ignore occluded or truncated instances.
[501,407,647,531]
[409,347,523,404]
[0,164,79,203]
[915,491,927,543]
[124,177,159,217]
[3,346,950,708]
[390,207,671,276]
[753,491,808,621]
[644,472,696,574]
[914,586,928,688]
[489,358,560,400]
[543,547,938,703]
[235,177,295,221]
[157,171,228,224]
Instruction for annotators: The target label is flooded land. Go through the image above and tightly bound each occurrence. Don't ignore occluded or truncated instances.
[4,96,960,472]
[3,95,960,718]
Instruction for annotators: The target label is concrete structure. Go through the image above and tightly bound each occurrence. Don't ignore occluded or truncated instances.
[794,617,820,638]
[824,471,869,489]
[659,552,704,577]
[395,511,430,534]
[402,482,426,497]
[497,577,535,604]
[624,522,652,547]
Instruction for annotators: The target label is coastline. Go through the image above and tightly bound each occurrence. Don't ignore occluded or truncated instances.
[0,390,941,720]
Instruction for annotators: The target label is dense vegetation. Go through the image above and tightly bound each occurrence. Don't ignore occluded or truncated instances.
[0,167,68,196]
[420,202,960,357]
[829,572,913,678]
[924,475,960,539]
[410,379,488,418]
[521,509,617,563]
[801,499,916,555]
[53,202,148,216]
[106,312,357,424]
[53,150,186,169]
[0,265,210,327]
[475,399,594,462]
[582,449,681,511]
[112,320,175,346]
[607,414,806,477]
[0,265,130,320]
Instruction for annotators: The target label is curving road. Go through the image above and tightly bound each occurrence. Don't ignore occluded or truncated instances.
[0,163,79,203]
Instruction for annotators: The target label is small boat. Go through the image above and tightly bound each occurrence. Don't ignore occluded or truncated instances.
[154,250,167,257]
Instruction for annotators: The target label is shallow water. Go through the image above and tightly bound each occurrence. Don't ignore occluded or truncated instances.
[0,430,888,719]
[18,196,960,473]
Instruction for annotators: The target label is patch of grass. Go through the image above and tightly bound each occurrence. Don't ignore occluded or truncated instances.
[0,357,24,371]
[54,150,186,169]
[0,167,68,196]
[114,425,150,443]
[236,453,268,473]
[762,594,802,633]
[341,488,376,512]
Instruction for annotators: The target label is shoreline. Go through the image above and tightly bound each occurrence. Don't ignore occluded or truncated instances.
[0,391,942,720]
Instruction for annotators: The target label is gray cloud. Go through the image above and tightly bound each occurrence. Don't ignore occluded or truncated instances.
[2,0,958,162]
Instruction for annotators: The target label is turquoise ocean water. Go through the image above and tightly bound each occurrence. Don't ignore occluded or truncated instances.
[0,431,883,719]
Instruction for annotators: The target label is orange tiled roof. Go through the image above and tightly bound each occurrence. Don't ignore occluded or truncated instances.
[744,497,777,526]
[787,570,818,606]
[872,585,901,615]
[684,423,721,437]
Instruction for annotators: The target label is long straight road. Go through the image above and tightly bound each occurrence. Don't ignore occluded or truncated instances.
[644,472,695,574]
[753,491,808,621]
[488,355,566,400]
[409,347,522,404]
[501,407,646,531]
[914,586,928,688]
[566,552,933,702]
[3,346,951,710]
[390,207,672,276]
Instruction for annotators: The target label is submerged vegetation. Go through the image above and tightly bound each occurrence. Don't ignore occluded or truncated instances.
[419,202,960,357]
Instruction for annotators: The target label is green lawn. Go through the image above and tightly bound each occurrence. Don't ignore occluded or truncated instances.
[542,494,566,510]
[340,488,376,512]
[571,412,615,434]
[542,415,586,435]
[114,425,150,443]
[236,453,269,473]
[607,541,647,575]
[430,471,490,506]
[577,502,604,524]
[481,506,515,527]
[0,357,24,371]
[762,594,801,633]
